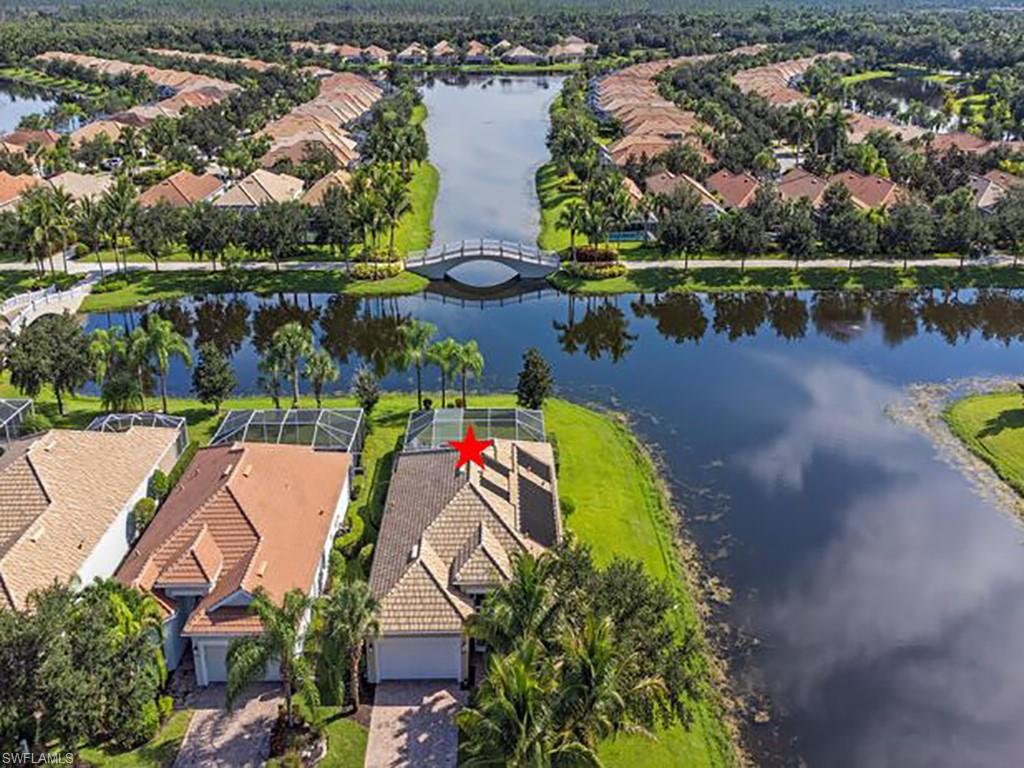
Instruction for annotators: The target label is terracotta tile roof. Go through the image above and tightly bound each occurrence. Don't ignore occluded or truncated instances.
[829,170,902,209]
[707,169,760,209]
[431,40,457,57]
[301,169,352,206]
[146,48,277,73]
[0,171,43,208]
[369,439,560,634]
[984,169,1024,189]
[117,443,350,636]
[778,167,829,207]
[362,45,391,62]
[845,111,926,144]
[70,120,123,148]
[927,132,994,156]
[34,52,240,96]
[397,43,428,59]
[622,176,643,203]
[502,45,543,62]
[465,41,489,57]
[644,171,723,212]
[139,170,223,208]
[0,427,182,610]
[48,171,114,202]
[732,53,852,106]
[2,130,61,149]
[214,169,303,208]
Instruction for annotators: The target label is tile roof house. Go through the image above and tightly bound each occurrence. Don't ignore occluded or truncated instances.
[2,129,61,152]
[968,169,1024,213]
[464,40,491,64]
[926,131,995,156]
[301,168,353,206]
[69,119,124,149]
[0,423,186,611]
[48,171,114,202]
[362,45,391,64]
[431,40,458,64]
[644,171,724,215]
[706,169,761,209]
[547,36,597,63]
[214,169,304,210]
[117,442,352,685]
[139,170,224,208]
[396,43,428,65]
[828,170,903,210]
[502,45,545,65]
[0,171,43,211]
[367,430,561,682]
[778,167,829,208]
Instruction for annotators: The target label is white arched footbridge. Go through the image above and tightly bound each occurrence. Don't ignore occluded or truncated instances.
[404,239,560,281]
[0,278,96,335]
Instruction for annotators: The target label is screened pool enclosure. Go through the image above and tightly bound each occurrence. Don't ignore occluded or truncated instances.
[403,408,545,452]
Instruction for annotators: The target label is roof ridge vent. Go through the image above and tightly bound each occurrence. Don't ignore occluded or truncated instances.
[409,541,420,561]
[222,463,233,478]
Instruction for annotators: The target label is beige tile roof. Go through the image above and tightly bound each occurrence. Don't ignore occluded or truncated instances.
[139,170,223,208]
[0,427,182,610]
[214,169,303,208]
[301,169,352,206]
[48,171,114,202]
[118,443,350,636]
[732,53,852,105]
[369,439,560,634]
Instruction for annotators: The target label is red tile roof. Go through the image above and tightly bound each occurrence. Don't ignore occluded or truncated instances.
[707,169,760,209]
[138,170,223,208]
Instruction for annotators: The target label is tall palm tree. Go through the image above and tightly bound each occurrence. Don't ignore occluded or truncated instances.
[49,186,76,274]
[320,580,379,711]
[128,326,151,411]
[399,319,436,410]
[456,340,485,406]
[466,552,560,656]
[427,337,461,408]
[305,348,339,408]
[18,188,58,275]
[258,348,284,409]
[139,316,192,413]
[227,587,320,729]
[102,175,139,273]
[75,196,107,276]
[88,326,127,390]
[271,321,314,407]
[557,200,586,261]
[376,168,410,257]
[117,125,143,179]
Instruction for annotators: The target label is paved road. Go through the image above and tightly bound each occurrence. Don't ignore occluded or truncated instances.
[365,682,464,768]
[174,684,281,768]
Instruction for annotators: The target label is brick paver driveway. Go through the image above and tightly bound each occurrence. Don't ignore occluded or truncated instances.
[174,684,281,768]
[365,682,465,768]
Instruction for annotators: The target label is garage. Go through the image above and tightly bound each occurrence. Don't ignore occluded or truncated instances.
[199,642,228,685]
[373,635,463,681]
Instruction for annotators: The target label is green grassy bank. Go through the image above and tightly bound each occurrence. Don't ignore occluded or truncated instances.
[77,269,429,312]
[945,390,1024,499]
[0,66,106,98]
[2,376,736,767]
[550,264,1024,294]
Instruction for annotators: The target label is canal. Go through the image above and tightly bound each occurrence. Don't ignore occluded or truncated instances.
[80,75,1024,767]
[0,81,58,133]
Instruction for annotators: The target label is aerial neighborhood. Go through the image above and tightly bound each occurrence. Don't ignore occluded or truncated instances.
[4,4,1024,768]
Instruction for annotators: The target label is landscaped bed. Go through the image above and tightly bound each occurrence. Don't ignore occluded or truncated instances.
[1,378,738,768]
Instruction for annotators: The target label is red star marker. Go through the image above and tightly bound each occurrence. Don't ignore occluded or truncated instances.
[448,425,494,470]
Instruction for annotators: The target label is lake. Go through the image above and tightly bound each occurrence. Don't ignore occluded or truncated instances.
[79,75,1024,767]
[0,81,57,133]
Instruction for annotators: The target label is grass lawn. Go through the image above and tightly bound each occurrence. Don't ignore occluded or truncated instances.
[393,160,438,254]
[76,710,192,768]
[0,271,79,298]
[945,391,1024,498]
[840,69,894,85]
[265,705,368,768]
[0,66,106,98]
[550,264,1024,295]
[2,380,734,767]
[78,268,429,312]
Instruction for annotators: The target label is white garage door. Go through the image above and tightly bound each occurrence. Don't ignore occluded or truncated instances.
[202,643,228,683]
[376,635,461,680]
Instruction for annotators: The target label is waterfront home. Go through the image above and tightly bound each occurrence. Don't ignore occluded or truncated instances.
[0,417,187,611]
[644,170,724,216]
[214,169,304,210]
[362,45,391,65]
[464,40,491,64]
[396,43,429,65]
[777,167,829,208]
[926,131,996,156]
[139,169,223,208]
[547,35,597,63]
[2,129,61,153]
[48,171,114,203]
[606,133,714,167]
[116,442,352,685]
[502,44,545,65]
[431,40,458,65]
[731,53,852,106]
[334,44,366,64]
[366,409,561,683]
[491,39,513,56]
[301,168,353,206]
[69,119,124,149]
[0,171,43,211]
[706,169,761,210]
[845,111,926,144]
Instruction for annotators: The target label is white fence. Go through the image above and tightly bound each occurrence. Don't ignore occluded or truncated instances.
[405,239,560,268]
[5,277,97,333]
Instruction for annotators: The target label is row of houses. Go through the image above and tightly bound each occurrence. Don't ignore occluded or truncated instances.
[592,45,766,169]
[34,51,241,128]
[290,36,597,66]
[0,401,561,688]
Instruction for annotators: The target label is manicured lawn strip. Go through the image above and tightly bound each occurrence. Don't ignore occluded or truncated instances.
[550,265,1024,294]
[393,160,438,253]
[945,391,1024,497]
[78,269,429,312]
[0,380,732,767]
[546,400,735,767]
[0,66,106,97]
[77,710,192,768]
[840,69,894,85]
[0,271,79,298]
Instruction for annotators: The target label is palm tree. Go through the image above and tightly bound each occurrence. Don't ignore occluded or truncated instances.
[227,587,319,729]
[320,580,379,711]
[258,348,284,409]
[399,319,436,410]
[88,326,127,390]
[128,326,151,411]
[75,196,107,276]
[455,340,485,406]
[788,102,812,166]
[466,552,559,656]
[18,188,58,275]
[117,125,143,179]
[557,200,586,261]
[271,321,314,407]
[102,175,139,273]
[305,348,339,408]
[427,337,461,408]
[376,168,410,256]
[139,316,192,413]
[49,185,76,274]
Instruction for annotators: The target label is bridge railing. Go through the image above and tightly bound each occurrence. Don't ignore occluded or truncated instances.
[7,277,98,333]
[405,239,560,268]
[1,284,59,315]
